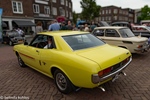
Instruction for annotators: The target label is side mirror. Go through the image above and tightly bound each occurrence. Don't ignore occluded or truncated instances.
[24,41,28,45]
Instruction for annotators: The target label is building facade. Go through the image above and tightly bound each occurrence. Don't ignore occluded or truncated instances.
[0,0,73,36]
[96,5,135,24]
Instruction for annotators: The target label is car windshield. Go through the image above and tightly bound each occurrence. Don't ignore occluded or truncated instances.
[119,28,135,38]
[147,27,150,30]
[62,33,105,50]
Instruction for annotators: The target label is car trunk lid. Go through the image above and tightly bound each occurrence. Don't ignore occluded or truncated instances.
[76,44,131,70]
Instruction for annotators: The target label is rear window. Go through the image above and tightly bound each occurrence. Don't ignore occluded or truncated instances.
[119,28,135,38]
[62,33,105,50]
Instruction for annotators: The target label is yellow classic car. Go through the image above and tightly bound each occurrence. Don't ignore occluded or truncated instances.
[13,31,132,94]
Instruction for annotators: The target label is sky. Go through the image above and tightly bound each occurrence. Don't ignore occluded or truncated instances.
[72,0,150,13]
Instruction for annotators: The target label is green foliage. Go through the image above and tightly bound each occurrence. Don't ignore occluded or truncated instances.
[80,0,101,21]
[72,11,78,24]
[138,5,150,21]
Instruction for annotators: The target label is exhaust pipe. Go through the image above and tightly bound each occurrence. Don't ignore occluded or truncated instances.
[120,71,126,76]
[98,86,105,92]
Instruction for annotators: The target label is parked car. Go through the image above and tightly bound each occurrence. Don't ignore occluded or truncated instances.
[99,21,110,26]
[2,30,24,46]
[92,26,149,53]
[111,21,132,30]
[132,25,150,38]
[13,31,132,94]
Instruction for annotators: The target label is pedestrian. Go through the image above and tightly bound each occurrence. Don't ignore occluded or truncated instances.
[16,27,24,37]
[90,22,96,32]
[72,24,78,31]
[35,21,43,35]
[60,22,67,30]
[48,20,60,31]
[84,24,89,32]
[66,20,73,30]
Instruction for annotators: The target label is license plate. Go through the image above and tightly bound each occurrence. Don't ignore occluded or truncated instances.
[112,74,119,82]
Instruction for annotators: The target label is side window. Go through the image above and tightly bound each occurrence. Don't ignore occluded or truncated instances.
[93,29,104,36]
[43,36,56,49]
[30,35,54,49]
[105,29,120,37]
[30,35,47,48]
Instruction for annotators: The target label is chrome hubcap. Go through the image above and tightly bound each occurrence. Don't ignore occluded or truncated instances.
[56,73,67,90]
[18,56,23,66]
[9,41,12,45]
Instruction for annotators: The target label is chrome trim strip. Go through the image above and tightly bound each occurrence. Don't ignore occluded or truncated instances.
[99,56,132,81]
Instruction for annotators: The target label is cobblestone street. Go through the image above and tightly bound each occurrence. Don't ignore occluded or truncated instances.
[0,44,150,100]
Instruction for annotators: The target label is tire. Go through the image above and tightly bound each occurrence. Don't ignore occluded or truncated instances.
[54,69,73,94]
[17,55,26,67]
[9,41,13,46]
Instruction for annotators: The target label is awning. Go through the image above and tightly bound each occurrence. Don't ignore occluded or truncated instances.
[2,21,7,27]
[12,20,36,27]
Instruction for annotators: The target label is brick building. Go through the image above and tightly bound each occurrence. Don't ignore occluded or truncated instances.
[0,0,73,36]
[96,5,135,24]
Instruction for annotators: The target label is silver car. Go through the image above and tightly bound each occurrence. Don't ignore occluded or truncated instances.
[2,30,25,46]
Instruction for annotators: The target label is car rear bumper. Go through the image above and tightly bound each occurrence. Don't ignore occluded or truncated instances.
[91,56,132,84]
[134,43,150,53]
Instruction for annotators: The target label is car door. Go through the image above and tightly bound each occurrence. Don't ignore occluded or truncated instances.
[23,35,48,70]
[37,36,56,76]
[102,29,121,45]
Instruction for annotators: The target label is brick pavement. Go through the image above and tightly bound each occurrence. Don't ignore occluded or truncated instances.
[0,44,150,100]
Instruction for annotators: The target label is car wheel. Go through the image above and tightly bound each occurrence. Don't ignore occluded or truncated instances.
[54,69,73,94]
[17,55,26,67]
[9,41,13,46]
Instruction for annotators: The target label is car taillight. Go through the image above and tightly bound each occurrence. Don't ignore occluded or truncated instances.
[137,45,143,48]
[122,56,130,65]
[98,67,111,77]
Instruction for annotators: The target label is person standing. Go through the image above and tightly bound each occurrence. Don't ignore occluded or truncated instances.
[17,27,24,37]
[66,20,73,30]
[84,24,89,32]
[72,24,78,31]
[90,22,96,32]
[36,21,43,34]
[48,20,60,31]
[60,22,67,30]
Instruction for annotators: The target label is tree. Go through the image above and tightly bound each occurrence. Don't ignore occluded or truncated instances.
[72,11,78,24]
[138,5,150,22]
[80,0,101,21]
